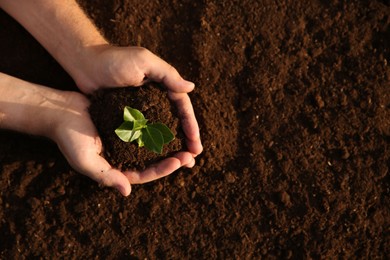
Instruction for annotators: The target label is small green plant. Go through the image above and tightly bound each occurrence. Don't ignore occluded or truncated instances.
[115,106,175,154]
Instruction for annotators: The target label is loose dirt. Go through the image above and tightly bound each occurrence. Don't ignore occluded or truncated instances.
[0,0,389,258]
[89,84,185,170]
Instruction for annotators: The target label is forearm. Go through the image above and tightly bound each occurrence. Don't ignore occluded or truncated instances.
[0,0,108,88]
[0,72,70,138]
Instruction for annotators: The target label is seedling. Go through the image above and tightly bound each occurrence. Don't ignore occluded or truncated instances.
[115,106,175,154]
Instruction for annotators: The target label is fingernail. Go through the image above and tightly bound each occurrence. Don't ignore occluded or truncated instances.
[185,158,196,168]
[117,184,131,197]
[184,80,195,90]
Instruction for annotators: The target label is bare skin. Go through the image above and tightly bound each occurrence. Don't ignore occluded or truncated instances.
[0,0,203,196]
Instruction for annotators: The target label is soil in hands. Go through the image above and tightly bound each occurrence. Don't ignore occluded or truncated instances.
[89,83,185,171]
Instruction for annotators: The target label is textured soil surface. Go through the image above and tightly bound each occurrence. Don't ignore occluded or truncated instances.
[89,84,185,170]
[0,0,389,258]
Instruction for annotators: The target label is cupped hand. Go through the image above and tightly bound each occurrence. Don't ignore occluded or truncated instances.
[76,46,203,157]
[51,92,195,196]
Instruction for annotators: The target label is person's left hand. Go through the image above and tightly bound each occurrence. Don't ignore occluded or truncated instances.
[51,91,195,196]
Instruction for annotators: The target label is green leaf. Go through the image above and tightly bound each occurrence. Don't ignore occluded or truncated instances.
[137,136,144,147]
[129,129,142,142]
[133,119,148,131]
[123,106,145,122]
[116,106,175,153]
[141,126,164,154]
[148,123,175,144]
[115,121,135,142]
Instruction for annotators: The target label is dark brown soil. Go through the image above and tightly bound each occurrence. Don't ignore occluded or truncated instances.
[89,84,185,170]
[0,0,389,259]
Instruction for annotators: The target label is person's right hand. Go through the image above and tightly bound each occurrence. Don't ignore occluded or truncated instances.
[73,45,203,157]
[0,0,202,196]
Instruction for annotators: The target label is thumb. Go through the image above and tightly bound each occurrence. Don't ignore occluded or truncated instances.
[70,155,132,196]
[99,168,132,196]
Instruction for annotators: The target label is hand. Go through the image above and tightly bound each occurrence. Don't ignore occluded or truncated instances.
[0,1,202,196]
[75,45,203,157]
[51,91,195,196]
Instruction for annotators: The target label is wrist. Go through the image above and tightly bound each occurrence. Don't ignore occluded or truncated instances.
[69,43,111,94]
[0,0,109,94]
[0,73,74,139]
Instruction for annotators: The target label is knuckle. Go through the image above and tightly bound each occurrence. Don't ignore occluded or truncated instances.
[97,173,112,187]
[134,46,150,57]
[167,64,179,75]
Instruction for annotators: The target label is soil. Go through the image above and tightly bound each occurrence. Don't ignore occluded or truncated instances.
[0,0,389,259]
[89,84,185,170]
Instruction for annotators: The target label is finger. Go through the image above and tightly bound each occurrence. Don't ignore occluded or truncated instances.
[74,155,132,196]
[184,157,196,168]
[143,51,195,93]
[124,151,193,184]
[168,91,203,156]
